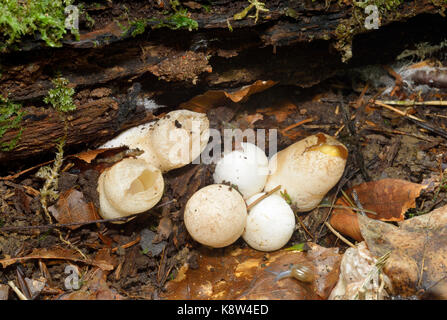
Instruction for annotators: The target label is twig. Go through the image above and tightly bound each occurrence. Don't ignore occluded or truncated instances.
[317,204,377,215]
[281,118,313,135]
[247,185,281,210]
[296,215,313,239]
[377,100,447,106]
[111,235,141,253]
[374,101,425,122]
[324,221,356,248]
[374,100,447,140]
[8,281,28,300]
[351,190,366,216]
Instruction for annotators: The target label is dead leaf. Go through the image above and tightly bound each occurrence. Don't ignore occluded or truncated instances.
[256,100,297,123]
[180,80,277,113]
[0,247,115,271]
[93,249,117,270]
[24,277,46,299]
[162,243,341,300]
[330,179,426,241]
[359,204,447,297]
[71,147,128,164]
[48,188,100,229]
[59,268,124,300]
[245,113,264,125]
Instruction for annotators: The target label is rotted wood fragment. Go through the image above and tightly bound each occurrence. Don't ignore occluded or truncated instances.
[0,97,154,165]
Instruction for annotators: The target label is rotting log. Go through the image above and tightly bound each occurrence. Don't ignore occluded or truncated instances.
[0,96,153,165]
[0,0,446,166]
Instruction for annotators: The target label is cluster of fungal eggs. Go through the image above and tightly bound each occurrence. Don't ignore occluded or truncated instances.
[184,134,348,252]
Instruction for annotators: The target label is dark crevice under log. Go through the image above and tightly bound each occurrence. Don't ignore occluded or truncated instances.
[0,0,446,167]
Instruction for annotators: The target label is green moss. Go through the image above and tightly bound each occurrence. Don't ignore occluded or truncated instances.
[233,0,269,24]
[0,95,25,151]
[44,77,76,113]
[130,19,147,37]
[153,8,198,31]
[353,0,403,12]
[0,0,79,51]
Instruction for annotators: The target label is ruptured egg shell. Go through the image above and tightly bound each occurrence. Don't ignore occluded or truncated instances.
[184,184,247,248]
[213,142,269,199]
[243,193,295,252]
[100,122,161,169]
[265,133,348,212]
[100,110,210,172]
[98,158,164,220]
[150,110,210,172]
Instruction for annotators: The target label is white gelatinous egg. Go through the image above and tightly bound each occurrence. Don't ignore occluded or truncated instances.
[243,193,295,252]
[213,142,269,199]
[184,184,247,248]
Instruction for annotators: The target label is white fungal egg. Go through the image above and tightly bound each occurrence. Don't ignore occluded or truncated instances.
[213,142,269,199]
[150,110,210,172]
[265,133,348,212]
[97,158,164,221]
[100,110,210,172]
[243,193,295,252]
[184,184,247,248]
[100,122,161,168]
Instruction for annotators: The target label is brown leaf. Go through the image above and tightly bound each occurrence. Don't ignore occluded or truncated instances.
[162,243,341,300]
[70,146,130,164]
[256,99,297,123]
[93,249,117,270]
[48,188,100,229]
[0,247,115,271]
[359,205,447,297]
[180,80,277,113]
[245,113,264,125]
[330,179,426,241]
[59,268,124,300]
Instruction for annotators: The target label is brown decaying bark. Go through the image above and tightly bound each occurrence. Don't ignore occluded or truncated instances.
[0,97,153,165]
[0,0,445,165]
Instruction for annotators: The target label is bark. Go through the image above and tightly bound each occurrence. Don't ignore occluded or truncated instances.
[0,96,153,164]
[0,0,446,165]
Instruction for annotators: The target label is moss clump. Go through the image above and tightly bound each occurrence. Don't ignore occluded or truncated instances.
[0,95,25,151]
[233,0,269,23]
[353,0,403,12]
[44,77,76,113]
[0,0,79,51]
[130,19,147,37]
[153,9,198,31]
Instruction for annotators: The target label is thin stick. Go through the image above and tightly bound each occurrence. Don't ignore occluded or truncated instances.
[374,101,425,122]
[324,221,356,248]
[281,118,313,134]
[247,185,281,210]
[318,204,377,215]
[111,235,141,253]
[296,215,313,239]
[377,100,447,106]
[8,281,28,300]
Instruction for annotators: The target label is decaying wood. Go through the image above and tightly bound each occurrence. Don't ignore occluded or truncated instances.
[0,0,445,164]
[0,97,153,165]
